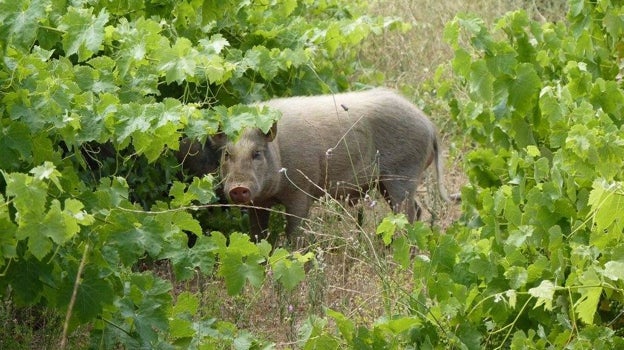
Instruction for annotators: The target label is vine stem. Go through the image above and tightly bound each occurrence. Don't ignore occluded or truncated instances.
[494,296,533,350]
[60,242,90,349]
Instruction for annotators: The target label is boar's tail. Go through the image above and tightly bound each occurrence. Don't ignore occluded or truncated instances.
[433,135,452,203]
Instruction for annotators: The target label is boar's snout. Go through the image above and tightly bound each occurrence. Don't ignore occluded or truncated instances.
[229,186,251,204]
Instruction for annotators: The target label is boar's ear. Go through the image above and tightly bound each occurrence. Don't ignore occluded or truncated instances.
[177,137,197,156]
[177,137,192,156]
[264,122,278,142]
[210,132,228,147]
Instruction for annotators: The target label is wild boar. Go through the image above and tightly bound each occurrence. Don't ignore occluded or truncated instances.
[216,88,450,244]
[174,138,224,247]
[176,137,221,178]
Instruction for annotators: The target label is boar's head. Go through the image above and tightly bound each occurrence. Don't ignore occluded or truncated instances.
[215,123,282,205]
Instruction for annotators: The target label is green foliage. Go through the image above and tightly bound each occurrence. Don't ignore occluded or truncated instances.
[9,0,624,348]
[285,1,624,348]
[418,0,624,347]
[0,0,401,347]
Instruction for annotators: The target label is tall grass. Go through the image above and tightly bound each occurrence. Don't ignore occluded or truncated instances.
[364,0,568,91]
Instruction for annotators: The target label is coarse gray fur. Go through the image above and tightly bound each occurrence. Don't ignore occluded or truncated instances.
[216,88,449,244]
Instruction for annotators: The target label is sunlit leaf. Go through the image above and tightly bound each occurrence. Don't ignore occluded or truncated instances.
[574,268,602,325]
[0,0,45,50]
[60,8,109,62]
[219,248,265,295]
[529,280,556,311]
[269,248,307,291]
[603,261,624,281]
[376,213,408,246]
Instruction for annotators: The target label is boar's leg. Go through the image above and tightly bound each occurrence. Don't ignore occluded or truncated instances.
[248,207,271,243]
[284,194,314,248]
[379,180,419,222]
[285,213,305,248]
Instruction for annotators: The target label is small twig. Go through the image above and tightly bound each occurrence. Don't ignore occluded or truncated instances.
[60,242,90,349]
[493,296,533,350]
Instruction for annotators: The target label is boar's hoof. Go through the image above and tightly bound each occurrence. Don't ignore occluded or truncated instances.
[229,186,251,204]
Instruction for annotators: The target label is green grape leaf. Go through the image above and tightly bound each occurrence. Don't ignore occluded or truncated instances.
[42,200,74,245]
[505,226,534,248]
[157,37,198,84]
[269,248,309,291]
[469,60,493,102]
[3,171,48,218]
[59,7,109,62]
[529,280,556,311]
[376,214,408,246]
[508,63,541,114]
[187,175,218,204]
[119,273,172,343]
[0,0,45,50]
[172,291,200,315]
[588,180,624,249]
[0,195,18,265]
[574,268,602,325]
[172,211,202,236]
[505,266,528,289]
[58,264,116,327]
[101,210,146,265]
[383,316,422,334]
[218,233,265,295]
[219,249,265,296]
[132,123,178,163]
[199,34,230,54]
[166,234,218,281]
[0,122,33,169]
[30,161,63,192]
[603,261,624,281]
[391,235,410,269]
[326,309,355,342]
[7,256,54,305]
[25,221,54,260]
[170,318,195,339]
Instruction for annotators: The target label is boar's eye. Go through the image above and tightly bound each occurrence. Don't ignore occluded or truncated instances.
[223,150,230,161]
[252,150,262,160]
